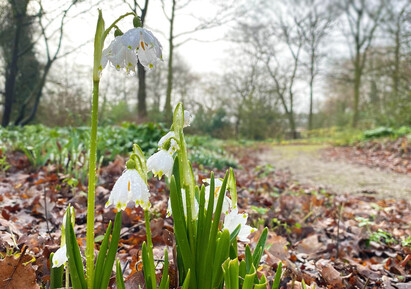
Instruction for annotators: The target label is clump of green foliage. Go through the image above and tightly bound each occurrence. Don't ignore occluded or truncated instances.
[187,135,238,170]
[0,123,237,176]
[363,126,411,139]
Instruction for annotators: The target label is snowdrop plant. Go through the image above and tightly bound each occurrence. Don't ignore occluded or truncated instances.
[52,9,166,289]
[146,103,269,289]
[57,7,275,289]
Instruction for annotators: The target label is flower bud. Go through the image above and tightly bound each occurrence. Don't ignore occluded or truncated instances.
[114,28,123,37]
[133,16,142,28]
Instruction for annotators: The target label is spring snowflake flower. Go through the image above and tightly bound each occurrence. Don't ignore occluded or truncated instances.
[106,169,150,210]
[223,208,256,242]
[167,188,199,219]
[147,149,174,179]
[101,37,137,73]
[158,131,179,153]
[52,245,68,268]
[184,110,193,127]
[101,27,162,73]
[203,178,232,215]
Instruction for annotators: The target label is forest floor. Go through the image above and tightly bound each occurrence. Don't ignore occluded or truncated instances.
[0,137,410,288]
[259,144,411,200]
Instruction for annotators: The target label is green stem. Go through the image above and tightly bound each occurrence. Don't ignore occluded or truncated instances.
[65,266,69,289]
[86,79,100,288]
[102,12,135,41]
[144,209,157,289]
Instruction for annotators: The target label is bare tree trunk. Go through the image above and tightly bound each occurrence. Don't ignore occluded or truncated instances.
[308,47,315,130]
[352,51,361,128]
[137,62,147,118]
[16,62,51,125]
[164,0,176,121]
[2,2,27,127]
[136,0,149,118]
[308,77,314,130]
[392,20,400,99]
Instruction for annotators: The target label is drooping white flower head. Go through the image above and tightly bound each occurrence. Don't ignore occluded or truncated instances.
[101,27,162,73]
[147,149,174,180]
[223,208,256,243]
[106,169,150,210]
[101,37,138,73]
[158,131,179,153]
[183,110,193,128]
[52,244,68,268]
[167,188,199,219]
[203,178,232,215]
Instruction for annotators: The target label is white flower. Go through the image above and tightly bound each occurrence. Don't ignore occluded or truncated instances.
[167,188,199,219]
[147,150,174,179]
[101,37,138,73]
[203,178,232,215]
[101,27,162,72]
[52,245,68,268]
[223,208,256,242]
[106,169,150,210]
[158,131,179,153]
[184,110,193,127]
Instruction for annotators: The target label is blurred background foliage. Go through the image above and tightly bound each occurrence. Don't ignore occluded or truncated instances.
[0,0,409,143]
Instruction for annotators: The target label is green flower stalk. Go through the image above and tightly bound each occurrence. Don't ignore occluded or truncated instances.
[85,10,105,287]
[85,9,162,288]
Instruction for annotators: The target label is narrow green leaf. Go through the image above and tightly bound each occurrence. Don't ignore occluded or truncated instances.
[65,207,86,289]
[222,259,231,289]
[181,269,191,289]
[141,242,153,289]
[252,228,268,268]
[159,249,169,289]
[195,185,206,271]
[245,245,253,274]
[239,260,246,280]
[230,238,238,259]
[254,274,267,289]
[202,171,229,289]
[198,174,216,288]
[302,279,307,289]
[228,259,239,289]
[272,262,282,289]
[212,229,230,288]
[93,221,112,289]
[49,253,63,289]
[229,224,241,243]
[100,211,122,289]
[228,168,237,207]
[169,176,194,278]
[116,259,126,289]
[242,264,256,289]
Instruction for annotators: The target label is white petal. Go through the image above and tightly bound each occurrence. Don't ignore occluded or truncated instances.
[158,131,178,153]
[158,131,175,148]
[52,245,68,268]
[223,208,255,243]
[137,28,163,69]
[121,27,142,50]
[147,150,174,179]
[106,169,148,211]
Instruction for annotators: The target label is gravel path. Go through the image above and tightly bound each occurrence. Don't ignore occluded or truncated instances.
[259,145,411,200]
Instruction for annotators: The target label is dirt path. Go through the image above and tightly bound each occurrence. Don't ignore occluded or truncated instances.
[259,144,411,200]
